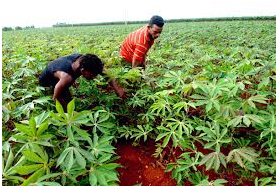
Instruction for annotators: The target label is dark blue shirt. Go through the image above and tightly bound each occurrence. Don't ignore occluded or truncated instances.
[39,53,82,87]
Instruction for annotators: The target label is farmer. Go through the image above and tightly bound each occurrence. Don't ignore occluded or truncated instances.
[38,53,126,110]
[119,15,164,69]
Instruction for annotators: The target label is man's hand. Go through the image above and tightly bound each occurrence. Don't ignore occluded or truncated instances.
[115,86,127,100]
[109,79,127,100]
[142,61,146,70]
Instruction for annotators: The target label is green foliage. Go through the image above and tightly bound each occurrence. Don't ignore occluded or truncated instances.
[199,151,227,171]
[227,147,259,169]
[197,178,228,186]
[255,177,276,186]
[2,20,276,185]
[166,151,203,185]
[131,124,153,142]
[196,122,231,152]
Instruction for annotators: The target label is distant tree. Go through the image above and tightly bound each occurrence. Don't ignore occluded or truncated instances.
[15,26,23,30]
[25,25,35,29]
[2,27,14,31]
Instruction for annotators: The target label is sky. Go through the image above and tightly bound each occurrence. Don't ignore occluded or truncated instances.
[0,0,277,28]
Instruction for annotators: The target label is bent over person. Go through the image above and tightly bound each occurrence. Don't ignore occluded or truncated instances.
[120,15,164,69]
[39,53,125,110]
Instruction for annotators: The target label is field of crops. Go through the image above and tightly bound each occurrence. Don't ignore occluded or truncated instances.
[2,20,276,186]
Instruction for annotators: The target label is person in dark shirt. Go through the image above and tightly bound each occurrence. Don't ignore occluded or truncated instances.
[39,53,125,110]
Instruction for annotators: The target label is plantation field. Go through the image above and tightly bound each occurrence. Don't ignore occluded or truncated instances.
[2,20,276,186]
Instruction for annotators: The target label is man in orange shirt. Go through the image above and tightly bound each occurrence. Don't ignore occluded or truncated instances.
[120,15,164,69]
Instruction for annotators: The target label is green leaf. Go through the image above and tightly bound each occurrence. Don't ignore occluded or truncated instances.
[78,148,95,162]
[97,173,107,186]
[15,123,33,136]
[15,164,43,175]
[98,153,113,163]
[102,163,121,170]
[22,150,45,163]
[206,101,213,112]
[72,126,91,141]
[165,164,175,172]
[37,172,62,182]
[37,121,49,136]
[35,111,50,126]
[4,148,14,173]
[29,117,37,136]
[227,148,258,168]
[66,149,74,171]
[214,179,228,186]
[199,152,226,171]
[56,148,71,167]
[162,134,171,147]
[245,114,263,124]
[243,116,251,126]
[74,149,86,169]
[38,182,61,186]
[56,100,65,117]
[258,177,273,186]
[227,116,242,127]
[89,172,98,186]
[21,167,45,186]
[247,99,256,109]
[67,98,75,118]
[67,125,75,142]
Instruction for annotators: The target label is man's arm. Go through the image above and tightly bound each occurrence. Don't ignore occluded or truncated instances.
[132,57,143,68]
[101,69,126,99]
[132,44,147,69]
[108,78,126,99]
[53,71,73,107]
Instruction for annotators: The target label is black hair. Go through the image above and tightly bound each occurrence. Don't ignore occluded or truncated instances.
[79,54,104,74]
[149,15,164,27]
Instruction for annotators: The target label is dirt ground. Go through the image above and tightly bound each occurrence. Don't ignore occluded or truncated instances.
[114,139,177,186]
[114,138,263,186]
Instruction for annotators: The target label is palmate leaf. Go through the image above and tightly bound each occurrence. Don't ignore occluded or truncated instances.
[227,147,258,168]
[247,95,268,109]
[90,134,115,157]
[131,124,153,142]
[228,114,264,127]
[156,124,179,147]
[173,101,196,114]
[89,162,121,186]
[150,98,172,116]
[176,152,203,172]
[57,146,92,170]
[196,123,231,152]
[199,151,226,171]
[117,125,133,139]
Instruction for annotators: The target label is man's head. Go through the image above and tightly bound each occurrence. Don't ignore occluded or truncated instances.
[79,54,104,79]
[148,15,164,40]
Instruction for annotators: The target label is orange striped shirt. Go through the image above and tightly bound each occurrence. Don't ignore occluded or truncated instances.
[120,26,154,64]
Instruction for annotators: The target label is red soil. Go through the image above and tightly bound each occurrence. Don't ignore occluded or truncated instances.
[114,139,177,186]
[114,138,267,186]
